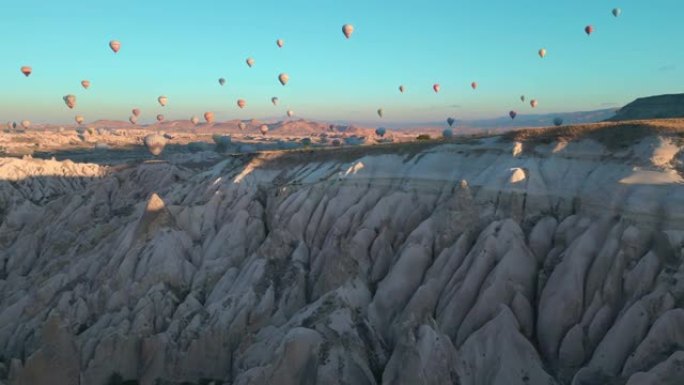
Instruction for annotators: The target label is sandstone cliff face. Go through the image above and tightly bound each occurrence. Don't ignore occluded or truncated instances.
[1,128,683,385]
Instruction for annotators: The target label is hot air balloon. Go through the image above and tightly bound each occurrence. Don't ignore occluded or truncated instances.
[278,73,289,86]
[238,122,247,130]
[158,96,168,107]
[259,125,269,135]
[276,39,284,48]
[12,122,17,129]
[377,108,383,118]
[399,85,405,93]
[132,108,141,117]
[191,116,199,125]
[342,24,354,39]
[81,80,90,89]
[538,48,547,58]
[287,110,294,117]
[21,120,31,129]
[20,66,32,77]
[219,78,226,86]
[63,94,77,109]
[237,99,246,109]
[129,116,137,124]
[144,134,166,156]
[204,112,215,123]
[447,117,455,127]
[520,95,526,103]
[109,40,121,53]
[375,127,386,137]
[585,25,594,36]
[246,57,255,67]
[271,97,279,106]
[530,99,538,108]
[509,111,517,119]
[75,115,84,125]
[156,114,164,122]
[553,117,563,126]
[442,129,453,139]
[471,82,478,90]
[433,84,440,93]
[612,8,621,17]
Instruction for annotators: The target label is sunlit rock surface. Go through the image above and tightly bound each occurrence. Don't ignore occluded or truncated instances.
[1,122,684,385]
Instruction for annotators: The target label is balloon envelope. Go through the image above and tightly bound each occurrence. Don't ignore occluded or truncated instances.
[377,108,383,118]
[342,24,354,39]
[278,73,289,86]
[287,110,294,117]
[375,127,386,137]
[158,96,168,107]
[433,84,440,93]
[63,95,77,109]
[509,111,517,119]
[585,25,594,35]
[191,116,199,125]
[129,116,137,124]
[81,80,90,89]
[109,40,121,53]
[246,57,254,67]
[538,48,547,58]
[399,85,405,93]
[447,117,455,127]
[612,8,621,17]
[75,115,84,124]
[219,78,226,86]
[21,66,32,77]
[238,122,247,130]
[271,97,279,106]
[520,95,526,102]
[237,99,246,109]
[530,100,538,108]
[156,114,164,122]
[132,108,141,117]
[471,82,478,90]
[204,112,215,123]
[442,128,453,139]
[259,125,269,135]
[144,134,166,156]
[553,117,564,126]
[276,39,284,48]
[21,120,31,129]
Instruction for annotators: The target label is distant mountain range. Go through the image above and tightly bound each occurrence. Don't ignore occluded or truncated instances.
[606,94,684,121]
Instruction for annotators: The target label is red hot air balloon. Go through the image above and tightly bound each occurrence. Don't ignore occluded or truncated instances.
[585,25,594,36]
[109,40,121,53]
[81,80,90,89]
[237,99,246,109]
[509,111,517,119]
[471,82,478,90]
[433,83,440,93]
[21,66,32,77]
[342,24,354,39]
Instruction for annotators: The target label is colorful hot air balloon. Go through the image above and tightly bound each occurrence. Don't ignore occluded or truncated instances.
[377,108,383,118]
[204,112,215,123]
[237,99,246,109]
[399,85,405,93]
[75,115,85,125]
[191,116,199,125]
[246,57,255,67]
[278,73,289,86]
[553,117,564,126]
[21,120,31,129]
[433,83,440,93]
[375,127,386,137]
[63,94,77,109]
[276,39,284,48]
[447,117,455,127]
[156,114,165,122]
[612,8,621,17]
[538,48,547,58]
[342,24,354,39]
[259,124,269,135]
[530,99,538,108]
[129,116,137,124]
[585,25,594,36]
[509,111,517,120]
[238,121,247,130]
[219,78,226,86]
[158,96,168,107]
[471,82,478,90]
[287,110,294,117]
[20,66,32,77]
[271,97,279,106]
[109,40,121,53]
[132,108,141,117]
[81,80,90,89]
[144,134,166,156]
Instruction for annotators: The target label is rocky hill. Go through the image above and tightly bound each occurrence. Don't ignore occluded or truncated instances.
[607,94,684,121]
[1,120,684,385]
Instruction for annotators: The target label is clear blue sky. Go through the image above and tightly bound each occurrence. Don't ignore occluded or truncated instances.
[1,0,682,125]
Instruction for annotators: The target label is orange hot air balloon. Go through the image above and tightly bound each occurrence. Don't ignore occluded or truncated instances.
[342,24,354,39]
[75,115,85,124]
[276,39,284,48]
[20,66,32,77]
[109,40,121,53]
[246,57,255,67]
[585,25,594,35]
[471,82,478,90]
[433,83,440,93]
[278,73,289,86]
[204,112,215,123]
[81,80,90,89]
[21,120,31,129]
[530,99,538,108]
[190,116,199,125]
[158,96,168,107]
[538,48,547,58]
[259,125,269,135]
[237,99,246,109]
[132,108,141,117]
[399,85,405,93]
[129,115,138,124]
[63,94,77,109]
[156,114,164,122]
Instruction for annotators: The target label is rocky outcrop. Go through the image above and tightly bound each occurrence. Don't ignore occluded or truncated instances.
[1,127,683,384]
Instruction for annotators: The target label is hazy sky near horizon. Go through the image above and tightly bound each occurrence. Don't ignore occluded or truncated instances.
[1,0,682,125]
